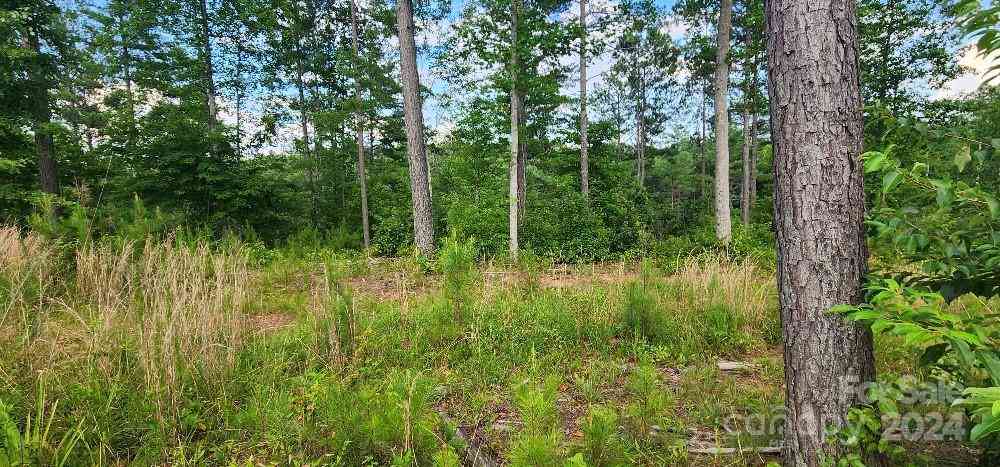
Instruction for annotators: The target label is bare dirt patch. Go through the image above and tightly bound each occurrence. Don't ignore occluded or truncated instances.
[247,313,296,333]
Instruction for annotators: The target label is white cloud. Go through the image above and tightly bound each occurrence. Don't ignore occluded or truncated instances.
[661,15,689,40]
[935,46,998,99]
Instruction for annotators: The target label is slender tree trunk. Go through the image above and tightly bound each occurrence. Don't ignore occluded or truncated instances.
[765,1,876,465]
[295,45,319,226]
[23,31,58,195]
[396,0,435,256]
[750,123,758,205]
[615,98,623,160]
[351,0,371,249]
[517,100,526,225]
[714,0,733,243]
[739,103,756,226]
[578,0,589,199]
[197,0,218,130]
[699,84,707,198]
[235,41,245,158]
[118,15,137,153]
[635,69,646,187]
[509,0,522,261]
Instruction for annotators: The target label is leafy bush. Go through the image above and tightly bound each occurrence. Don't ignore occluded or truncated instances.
[834,279,1000,462]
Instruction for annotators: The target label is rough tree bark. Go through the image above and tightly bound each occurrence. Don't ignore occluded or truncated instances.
[23,30,58,195]
[509,0,522,261]
[713,0,733,243]
[396,0,435,256]
[351,0,371,249]
[765,0,876,465]
[578,0,589,199]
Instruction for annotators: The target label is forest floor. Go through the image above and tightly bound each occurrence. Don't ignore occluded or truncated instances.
[0,232,983,465]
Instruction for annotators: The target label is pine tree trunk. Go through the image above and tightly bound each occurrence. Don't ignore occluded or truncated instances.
[396,0,435,256]
[517,98,526,225]
[635,69,646,188]
[295,44,319,226]
[197,0,218,130]
[509,0,521,261]
[699,85,707,198]
[351,0,370,249]
[578,0,589,199]
[714,0,733,243]
[235,41,245,158]
[23,31,58,195]
[739,103,755,226]
[765,0,876,465]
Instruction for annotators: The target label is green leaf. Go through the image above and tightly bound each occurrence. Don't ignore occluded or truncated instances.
[992,138,1000,150]
[863,151,887,173]
[882,170,902,194]
[848,310,884,321]
[985,193,1000,219]
[931,179,954,209]
[979,351,1000,386]
[955,145,972,172]
[949,337,978,373]
[970,413,1000,442]
[829,304,858,315]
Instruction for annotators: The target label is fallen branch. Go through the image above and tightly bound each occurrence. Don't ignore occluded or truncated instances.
[688,446,782,455]
[718,360,757,372]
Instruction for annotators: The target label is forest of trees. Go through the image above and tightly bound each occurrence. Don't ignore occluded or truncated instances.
[2,0,990,258]
[0,0,948,253]
[3,0,1000,465]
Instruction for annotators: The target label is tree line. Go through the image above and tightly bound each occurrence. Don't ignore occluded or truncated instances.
[3,0,999,462]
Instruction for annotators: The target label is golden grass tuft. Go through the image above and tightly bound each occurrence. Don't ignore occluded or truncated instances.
[0,226,58,333]
[663,255,779,349]
[2,227,250,429]
[136,240,248,424]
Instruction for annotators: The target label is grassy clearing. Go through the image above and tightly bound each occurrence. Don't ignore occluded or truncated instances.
[1,226,939,466]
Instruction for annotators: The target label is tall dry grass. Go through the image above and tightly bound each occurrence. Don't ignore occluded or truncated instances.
[137,240,248,424]
[2,226,250,429]
[0,226,59,333]
[668,257,773,319]
[664,256,779,347]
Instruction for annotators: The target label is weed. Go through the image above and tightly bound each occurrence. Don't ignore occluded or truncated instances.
[0,385,84,467]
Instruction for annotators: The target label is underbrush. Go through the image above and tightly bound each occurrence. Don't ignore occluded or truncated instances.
[1,226,786,465]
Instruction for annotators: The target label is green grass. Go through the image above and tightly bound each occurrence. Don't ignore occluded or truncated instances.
[3,228,933,466]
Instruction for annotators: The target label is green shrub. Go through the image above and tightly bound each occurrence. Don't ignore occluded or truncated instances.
[509,378,566,466]
[439,232,478,319]
[623,364,672,438]
[578,405,626,466]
